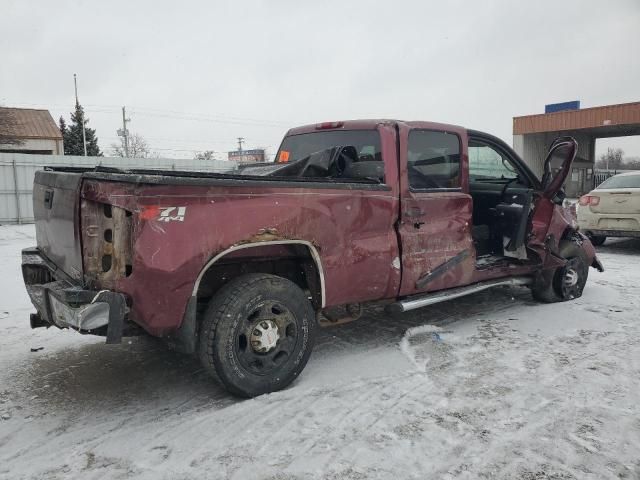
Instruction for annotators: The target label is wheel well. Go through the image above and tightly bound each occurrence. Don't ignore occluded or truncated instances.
[194,242,323,324]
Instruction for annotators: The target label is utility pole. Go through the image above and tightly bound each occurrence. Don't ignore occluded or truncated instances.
[74,74,88,156]
[237,137,244,152]
[117,106,130,157]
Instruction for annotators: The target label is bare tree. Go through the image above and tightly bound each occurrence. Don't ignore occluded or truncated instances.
[624,156,640,170]
[194,150,217,160]
[110,133,153,158]
[595,147,624,170]
[0,108,24,146]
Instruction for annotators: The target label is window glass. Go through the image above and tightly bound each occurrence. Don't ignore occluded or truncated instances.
[276,130,383,182]
[407,131,461,189]
[596,174,640,189]
[468,141,518,180]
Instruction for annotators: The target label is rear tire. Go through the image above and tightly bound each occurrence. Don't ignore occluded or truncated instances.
[532,239,589,303]
[586,233,606,246]
[199,273,316,398]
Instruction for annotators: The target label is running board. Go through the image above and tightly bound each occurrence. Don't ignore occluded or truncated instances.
[387,277,533,314]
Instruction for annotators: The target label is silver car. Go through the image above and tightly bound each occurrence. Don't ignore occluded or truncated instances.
[578,171,640,245]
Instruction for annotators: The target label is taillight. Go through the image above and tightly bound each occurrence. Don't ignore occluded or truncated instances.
[579,195,600,206]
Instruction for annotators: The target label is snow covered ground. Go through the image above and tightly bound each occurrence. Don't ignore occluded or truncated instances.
[1,224,639,480]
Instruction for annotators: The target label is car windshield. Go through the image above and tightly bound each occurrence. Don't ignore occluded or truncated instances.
[596,174,640,189]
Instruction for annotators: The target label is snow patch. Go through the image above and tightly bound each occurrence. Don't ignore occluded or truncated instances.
[400,324,443,373]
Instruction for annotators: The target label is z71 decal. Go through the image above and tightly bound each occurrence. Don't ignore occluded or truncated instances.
[140,206,187,222]
[158,206,187,222]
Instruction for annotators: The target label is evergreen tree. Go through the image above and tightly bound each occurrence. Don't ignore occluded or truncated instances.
[58,116,67,139]
[62,103,102,156]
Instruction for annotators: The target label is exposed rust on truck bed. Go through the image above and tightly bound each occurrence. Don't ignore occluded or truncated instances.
[81,200,133,290]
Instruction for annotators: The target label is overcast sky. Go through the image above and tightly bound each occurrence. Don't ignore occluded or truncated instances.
[1,0,639,160]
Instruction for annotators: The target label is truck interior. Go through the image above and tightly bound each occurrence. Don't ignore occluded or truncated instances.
[466,133,538,266]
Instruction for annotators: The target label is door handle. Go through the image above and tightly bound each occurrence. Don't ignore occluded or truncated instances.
[44,189,54,209]
[414,221,425,229]
[404,207,425,218]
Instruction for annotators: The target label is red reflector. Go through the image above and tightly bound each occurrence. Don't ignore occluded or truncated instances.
[578,196,590,206]
[315,121,344,130]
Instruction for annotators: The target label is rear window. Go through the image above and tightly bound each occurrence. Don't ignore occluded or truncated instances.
[596,174,640,189]
[278,130,381,163]
[274,130,383,182]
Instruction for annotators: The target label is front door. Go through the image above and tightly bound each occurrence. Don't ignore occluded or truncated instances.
[398,124,475,296]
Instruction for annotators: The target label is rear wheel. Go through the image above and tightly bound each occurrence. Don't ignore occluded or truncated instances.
[199,273,316,397]
[532,239,589,303]
[586,233,606,246]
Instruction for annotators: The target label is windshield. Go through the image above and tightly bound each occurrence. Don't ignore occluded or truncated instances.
[277,130,381,164]
[596,174,640,189]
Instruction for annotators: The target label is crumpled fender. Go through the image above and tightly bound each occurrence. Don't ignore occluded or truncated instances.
[574,231,605,272]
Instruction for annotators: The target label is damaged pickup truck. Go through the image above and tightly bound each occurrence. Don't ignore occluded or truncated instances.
[22,120,603,397]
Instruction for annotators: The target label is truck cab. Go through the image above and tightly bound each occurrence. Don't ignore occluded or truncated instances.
[273,121,600,302]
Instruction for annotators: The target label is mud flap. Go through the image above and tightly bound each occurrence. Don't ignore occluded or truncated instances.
[591,257,605,272]
[167,296,198,354]
[96,291,127,344]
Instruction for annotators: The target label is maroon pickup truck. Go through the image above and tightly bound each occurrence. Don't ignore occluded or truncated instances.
[22,120,603,397]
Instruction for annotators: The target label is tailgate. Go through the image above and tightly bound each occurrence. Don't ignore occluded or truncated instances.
[33,170,84,281]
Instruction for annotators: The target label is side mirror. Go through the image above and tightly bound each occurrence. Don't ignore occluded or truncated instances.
[541,137,578,198]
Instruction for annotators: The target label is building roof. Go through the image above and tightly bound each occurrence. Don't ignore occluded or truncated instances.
[0,107,62,140]
[513,101,640,136]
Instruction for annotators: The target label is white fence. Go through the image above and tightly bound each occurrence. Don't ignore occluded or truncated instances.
[0,153,237,224]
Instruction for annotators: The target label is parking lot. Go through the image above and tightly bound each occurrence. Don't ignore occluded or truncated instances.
[1,224,639,479]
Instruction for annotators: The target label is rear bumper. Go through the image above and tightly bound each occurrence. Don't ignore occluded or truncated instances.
[22,248,127,343]
[582,229,640,238]
[577,210,640,234]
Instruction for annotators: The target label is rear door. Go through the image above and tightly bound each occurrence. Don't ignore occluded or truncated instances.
[397,123,475,296]
[33,170,84,282]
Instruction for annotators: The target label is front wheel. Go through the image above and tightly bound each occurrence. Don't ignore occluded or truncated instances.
[199,273,316,398]
[532,239,589,303]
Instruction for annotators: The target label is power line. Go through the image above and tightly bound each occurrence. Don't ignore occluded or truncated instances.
[102,135,276,148]
[126,109,289,128]
[12,102,293,128]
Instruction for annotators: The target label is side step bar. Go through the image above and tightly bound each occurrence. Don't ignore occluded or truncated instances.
[387,277,533,314]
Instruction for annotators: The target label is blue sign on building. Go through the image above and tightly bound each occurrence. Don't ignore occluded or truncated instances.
[545,101,580,114]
